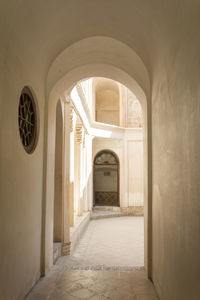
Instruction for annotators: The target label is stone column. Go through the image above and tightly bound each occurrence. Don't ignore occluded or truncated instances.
[83,133,88,212]
[75,121,84,216]
[88,135,94,211]
[62,101,71,255]
[80,127,86,214]
[69,106,76,227]
[123,138,129,208]
[85,134,93,211]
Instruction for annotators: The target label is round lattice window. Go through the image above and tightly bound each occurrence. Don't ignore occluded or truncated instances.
[18,87,38,153]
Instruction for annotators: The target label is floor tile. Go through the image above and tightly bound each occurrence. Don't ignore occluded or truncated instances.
[26,218,158,300]
[69,287,95,299]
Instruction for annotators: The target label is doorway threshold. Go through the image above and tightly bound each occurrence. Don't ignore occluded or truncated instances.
[92,207,123,219]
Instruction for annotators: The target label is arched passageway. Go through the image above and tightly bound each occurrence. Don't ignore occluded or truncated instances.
[44,37,151,279]
[94,150,119,207]
[1,2,200,300]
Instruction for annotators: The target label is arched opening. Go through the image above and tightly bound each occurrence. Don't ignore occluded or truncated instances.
[44,67,149,275]
[43,36,151,278]
[94,150,119,207]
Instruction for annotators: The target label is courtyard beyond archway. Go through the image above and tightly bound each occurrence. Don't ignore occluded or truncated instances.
[67,217,144,269]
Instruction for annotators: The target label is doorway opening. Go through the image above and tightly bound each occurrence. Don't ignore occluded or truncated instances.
[94,150,119,207]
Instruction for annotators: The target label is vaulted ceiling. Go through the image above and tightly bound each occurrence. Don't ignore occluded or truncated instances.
[1,0,199,87]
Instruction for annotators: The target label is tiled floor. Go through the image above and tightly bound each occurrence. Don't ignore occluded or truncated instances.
[68,217,144,268]
[26,217,158,299]
[26,269,158,300]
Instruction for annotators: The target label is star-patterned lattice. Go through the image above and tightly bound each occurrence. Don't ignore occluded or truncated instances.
[95,192,118,206]
[95,151,118,165]
[18,92,35,151]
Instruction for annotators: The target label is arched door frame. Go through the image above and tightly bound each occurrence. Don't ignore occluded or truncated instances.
[93,149,120,207]
[43,65,151,279]
[43,37,151,278]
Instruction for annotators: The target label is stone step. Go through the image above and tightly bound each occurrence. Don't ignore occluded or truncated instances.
[53,242,61,264]
[91,210,123,220]
[92,206,144,219]
[93,206,121,212]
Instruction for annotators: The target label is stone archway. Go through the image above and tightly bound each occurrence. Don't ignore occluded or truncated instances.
[43,36,151,277]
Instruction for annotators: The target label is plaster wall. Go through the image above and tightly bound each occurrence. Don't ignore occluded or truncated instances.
[0,49,44,300]
[151,38,200,300]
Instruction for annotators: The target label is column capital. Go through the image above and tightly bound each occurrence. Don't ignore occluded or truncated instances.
[65,95,71,104]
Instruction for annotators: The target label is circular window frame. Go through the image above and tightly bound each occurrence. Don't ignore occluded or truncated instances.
[18,86,39,154]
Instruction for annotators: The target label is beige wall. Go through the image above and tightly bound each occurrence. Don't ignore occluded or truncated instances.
[0,59,44,299]
[151,41,200,299]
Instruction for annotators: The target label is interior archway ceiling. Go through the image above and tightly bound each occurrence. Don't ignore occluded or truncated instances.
[1,0,198,91]
[47,36,150,97]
